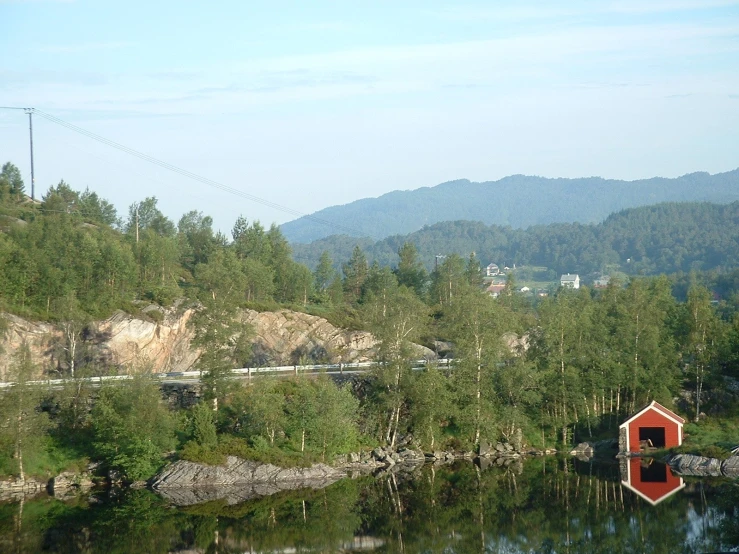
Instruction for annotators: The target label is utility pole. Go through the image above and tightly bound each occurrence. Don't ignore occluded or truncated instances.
[0,106,35,199]
[435,254,446,271]
[24,108,35,200]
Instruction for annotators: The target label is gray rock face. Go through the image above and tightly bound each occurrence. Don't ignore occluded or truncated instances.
[153,456,343,489]
[152,457,346,506]
[50,471,94,498]
[569,442,595,457]
[0,478,47,500]
[721,455,739,477]
[666,454,726,476]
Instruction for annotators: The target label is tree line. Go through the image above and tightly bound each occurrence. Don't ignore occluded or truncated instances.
[292,201,739,277]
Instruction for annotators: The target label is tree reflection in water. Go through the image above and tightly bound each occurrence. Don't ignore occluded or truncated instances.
[0,458,737,553]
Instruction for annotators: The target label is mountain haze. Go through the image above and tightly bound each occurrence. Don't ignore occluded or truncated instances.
[281,169,739,243]
[292,201,739,278]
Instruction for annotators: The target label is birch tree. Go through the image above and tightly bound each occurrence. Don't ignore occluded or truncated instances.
[444,284,507,447]
[363,286,428,447]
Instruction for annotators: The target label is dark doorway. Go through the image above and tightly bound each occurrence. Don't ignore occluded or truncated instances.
[640,461,668,483]
[639,427,666,448]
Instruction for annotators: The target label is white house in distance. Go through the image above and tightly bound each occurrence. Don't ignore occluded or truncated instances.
[485,263,500,277]
[560,274,580,289]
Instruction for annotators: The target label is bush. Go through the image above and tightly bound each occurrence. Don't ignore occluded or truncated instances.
[179,441,226,466]
[91,376,177,481]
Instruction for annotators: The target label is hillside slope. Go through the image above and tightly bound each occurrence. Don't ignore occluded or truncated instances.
[281,169,739,243]
[292,201,739,277]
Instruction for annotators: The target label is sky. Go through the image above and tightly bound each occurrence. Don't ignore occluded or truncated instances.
[1,0,738,233]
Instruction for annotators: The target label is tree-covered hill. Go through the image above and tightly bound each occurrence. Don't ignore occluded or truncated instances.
[292,201,739,277]
[281,169,739,243]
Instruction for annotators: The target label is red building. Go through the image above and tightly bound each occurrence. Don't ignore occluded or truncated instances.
[619,400,684,453]
[621,458,685,506]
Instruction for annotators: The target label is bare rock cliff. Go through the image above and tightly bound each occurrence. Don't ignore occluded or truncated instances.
[0,305,403,379]
[242,309,377,366]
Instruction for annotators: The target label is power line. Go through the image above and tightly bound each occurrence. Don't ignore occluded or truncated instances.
[1,106,36,199]
[25,108,376,240]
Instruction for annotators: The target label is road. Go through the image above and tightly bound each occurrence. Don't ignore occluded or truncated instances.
[0,359,453,389]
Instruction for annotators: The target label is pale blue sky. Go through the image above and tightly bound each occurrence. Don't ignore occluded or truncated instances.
[1,0,738,232]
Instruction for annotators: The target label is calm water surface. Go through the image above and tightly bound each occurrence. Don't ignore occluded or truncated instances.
[1,458,737,553]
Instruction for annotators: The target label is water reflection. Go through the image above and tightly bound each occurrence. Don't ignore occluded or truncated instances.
[0,458,737,553]
[620,458,685,506]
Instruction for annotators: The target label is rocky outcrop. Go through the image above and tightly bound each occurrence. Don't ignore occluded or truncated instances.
[242,309,378,365]
[0,477,48,500]
[721,455,739,477]
[0,304,199,378]
[49,470,95,499]
[151,457,345,506]
[666,453,739,477]
[94,305,199,372]
[570,442,595,459]
[1,305,428,378]
[0,314,58,381]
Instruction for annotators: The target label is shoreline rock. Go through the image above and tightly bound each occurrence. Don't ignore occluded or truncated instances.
[0,477,48,501]
[666,453,739,477]
[151,456,346,506]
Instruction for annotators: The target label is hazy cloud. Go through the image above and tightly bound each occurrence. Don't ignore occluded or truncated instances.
[0,69,108,87]
[37,41,133,54]
[146,71,201,82]
[426,0,739,22]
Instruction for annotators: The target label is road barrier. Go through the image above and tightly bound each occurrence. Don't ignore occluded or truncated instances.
[0,359,453,389]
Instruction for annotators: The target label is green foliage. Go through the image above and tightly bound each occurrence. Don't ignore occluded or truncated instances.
[0,162,25,197]
[342,246,368,302]
[394,241,428,296]
[190,402,217,448]
[178,440,227,466]
[0,344,50,479]
[678,419,739,458]
[91,376,176,481]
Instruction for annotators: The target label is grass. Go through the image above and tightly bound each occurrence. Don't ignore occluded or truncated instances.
[179,435,323,468]
[0,436,90,480]
[671,418,739,460]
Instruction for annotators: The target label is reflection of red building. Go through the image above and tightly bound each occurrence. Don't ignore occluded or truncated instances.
[620,400,684,453]
[621,458,685,505]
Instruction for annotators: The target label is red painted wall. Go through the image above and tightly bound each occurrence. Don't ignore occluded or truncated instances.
[627,458,683,504]
[627,408,681,452]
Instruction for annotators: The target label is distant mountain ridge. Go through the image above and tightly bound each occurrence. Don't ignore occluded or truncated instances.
[281,169,739,243]
[291,201,739,278]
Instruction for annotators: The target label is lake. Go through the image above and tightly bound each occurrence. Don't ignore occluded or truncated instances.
[1,458,737,553]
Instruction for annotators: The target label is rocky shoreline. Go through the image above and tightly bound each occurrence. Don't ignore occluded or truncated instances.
[150,439,543,506]
[0,467,96,502]
[665,453,739,477]
[7,441,737,506]
[151,457,345,506]
[0,437,552,504]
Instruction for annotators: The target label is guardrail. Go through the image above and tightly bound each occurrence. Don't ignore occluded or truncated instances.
[0,358,453,389]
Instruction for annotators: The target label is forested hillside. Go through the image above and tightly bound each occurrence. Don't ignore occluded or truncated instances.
[0,163,315,324]
[2,160,739,488]
[281,169,739,243]
[293,202,739,276]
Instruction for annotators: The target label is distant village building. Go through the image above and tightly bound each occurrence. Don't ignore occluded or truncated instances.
[485,263,500,276]
[593,275,611,289]
[486,283,506,298]
[560,274,580,289]
[519,286,531,293]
